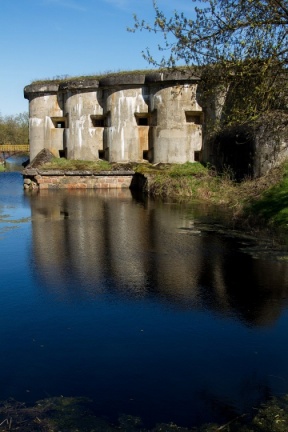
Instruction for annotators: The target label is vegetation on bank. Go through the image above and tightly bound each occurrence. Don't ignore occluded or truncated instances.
[140,161,288,234]
[38,158,288,234]
[1,393,288,431]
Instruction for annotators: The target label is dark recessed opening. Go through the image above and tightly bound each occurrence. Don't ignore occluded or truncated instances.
[91,115,105,127]
[135,114,149,126]
[194,151,200,162]
[185,112,203,125]
[139,117,149,126]
[59,150,66,158]
[143,150,149,160]
[51,117,67,128]
[98,150,105,159]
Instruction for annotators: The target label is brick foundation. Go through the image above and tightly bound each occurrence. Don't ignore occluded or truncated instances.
[23,169,135,191]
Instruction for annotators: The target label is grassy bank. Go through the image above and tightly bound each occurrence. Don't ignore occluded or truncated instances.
[40,158,288,234]
[136,161,288,234]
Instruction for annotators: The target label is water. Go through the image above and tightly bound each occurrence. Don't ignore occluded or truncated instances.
[1,166,288,429]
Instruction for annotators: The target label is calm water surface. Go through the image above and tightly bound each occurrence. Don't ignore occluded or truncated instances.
[1,164,288,428]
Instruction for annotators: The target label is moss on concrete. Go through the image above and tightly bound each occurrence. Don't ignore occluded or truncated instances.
[30,69,158,85]
[30,66,199,86]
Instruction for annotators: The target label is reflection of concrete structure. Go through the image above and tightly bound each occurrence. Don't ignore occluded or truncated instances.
[24,71,202,163]
[29,190,288,326]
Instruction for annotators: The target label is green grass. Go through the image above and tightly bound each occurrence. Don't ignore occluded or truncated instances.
[30,68,157,85]
[167,161,208,177]
[30,66,199,85]
[135,160,288,235]
[245,162,288,230]
[41,158,112,171]
[135,162,236,200]
[0,163,5,172]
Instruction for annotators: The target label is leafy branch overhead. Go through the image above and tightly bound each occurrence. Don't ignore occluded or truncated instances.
[131,0,288,124]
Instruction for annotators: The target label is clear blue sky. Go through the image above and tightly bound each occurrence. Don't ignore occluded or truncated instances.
[0,0,194,116]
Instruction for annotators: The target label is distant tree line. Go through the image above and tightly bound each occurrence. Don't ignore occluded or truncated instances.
[0,112,29,145]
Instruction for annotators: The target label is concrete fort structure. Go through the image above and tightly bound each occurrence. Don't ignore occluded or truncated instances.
[24,70,203,164]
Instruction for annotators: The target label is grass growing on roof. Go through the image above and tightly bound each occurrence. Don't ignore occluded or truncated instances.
[41,158,112,171]
[30,66,198,85]
[30,68,157,85]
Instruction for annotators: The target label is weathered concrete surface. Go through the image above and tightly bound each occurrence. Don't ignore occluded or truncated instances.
[28,148,55,168]
[150,83,202,163]
[64,89,102,161]
[202,118,288,179]
[105,87,149,162]
[24,72,202,164]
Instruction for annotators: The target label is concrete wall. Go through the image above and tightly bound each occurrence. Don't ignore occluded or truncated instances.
[149,82,202,163]
[104,86,149,162]
[27,84,64,160]
[24,71,203,164]
[61,79,103,160]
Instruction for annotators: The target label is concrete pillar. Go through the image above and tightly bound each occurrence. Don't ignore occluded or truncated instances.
[61,79,101,160]
[24,83,63,160]
[149,81,202,163]
[100,74,148,162]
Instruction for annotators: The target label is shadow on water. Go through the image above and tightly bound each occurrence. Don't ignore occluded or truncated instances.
[4,154,29,172]
[1,175,288,430]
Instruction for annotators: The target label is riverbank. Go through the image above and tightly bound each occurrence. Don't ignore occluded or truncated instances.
[24,156,288,236]
[1,393,288,431]
[137,161,288,236]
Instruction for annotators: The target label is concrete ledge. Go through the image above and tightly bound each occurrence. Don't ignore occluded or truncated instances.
[23,169,135,176]
[24,83,59,98]
[23,168,38,176]
[145,71,200,83]
[99,73,146,87]
[58,79,99,91]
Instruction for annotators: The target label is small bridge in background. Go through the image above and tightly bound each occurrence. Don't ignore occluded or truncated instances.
[0,144,30,160]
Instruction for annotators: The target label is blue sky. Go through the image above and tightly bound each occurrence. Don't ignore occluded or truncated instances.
[0,0,194,116]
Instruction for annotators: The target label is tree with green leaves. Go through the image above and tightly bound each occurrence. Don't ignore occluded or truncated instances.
[131,0,288,125]
[0,112,29,145]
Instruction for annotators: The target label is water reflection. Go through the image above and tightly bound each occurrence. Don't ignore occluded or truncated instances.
[1,178,288,429]
[28,189,288,327]
[4,155,29,172]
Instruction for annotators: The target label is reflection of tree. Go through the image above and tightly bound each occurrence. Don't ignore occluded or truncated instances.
[195,235,288,326]
[29,190,288,326]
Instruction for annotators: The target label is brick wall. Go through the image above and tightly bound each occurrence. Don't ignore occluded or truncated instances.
[23,169,134,191]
